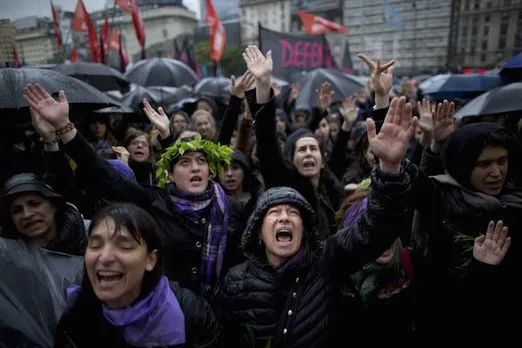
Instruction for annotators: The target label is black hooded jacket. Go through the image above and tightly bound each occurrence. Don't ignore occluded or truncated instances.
[410,122,522,338]
[217,166,412,348]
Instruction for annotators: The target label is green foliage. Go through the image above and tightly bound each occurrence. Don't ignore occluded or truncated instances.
[451,232,475,278]
[194,41,247,77]
[243,325,272,348]
[155,135,233,188]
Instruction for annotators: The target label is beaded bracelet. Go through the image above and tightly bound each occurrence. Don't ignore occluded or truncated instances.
[56,122,75,137]
[41,137,58,146]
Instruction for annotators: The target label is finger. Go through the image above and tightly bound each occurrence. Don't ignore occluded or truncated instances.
[266,50,272,61]
[501,236,512,255]
[242,52,250,64]
[383,97,398,124]
[448,102,455,119]
[474,234,485,245]
[435,102,443,123]
[357,54,376,71]
[498,226,509,250]
[454,117,462,128]
[376,59,382,76]
[23,88,40,107]
[158,106,167,117]
[366,118,377,140]
[35,83,52,100]
[393,96,406,126]
[492,220,503,243]
[417,101,422,114]
[387,65,395,76]
[58,90,67,104]
[407,116,418,140]
[379,59,395,72]
[441,100,450,121]
[253,46,263,58]
[485,221,494,240]
[402,102,413,130]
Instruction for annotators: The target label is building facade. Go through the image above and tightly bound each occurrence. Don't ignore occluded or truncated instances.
[450,0,522,70]
[14,16,59,65]
[0,19,16,67]
[343,0,452,76]
[239,0,291,43]
[199,0,240,23]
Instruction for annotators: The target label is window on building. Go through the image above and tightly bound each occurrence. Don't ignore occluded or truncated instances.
[464,0,470,10]
[481,53,487,62]
[474,0,480,9]
[484,26,489,35]
[472,16,478,24]
[500,23,509,35]
[462,25,469,36]
[505,0,512,6]
[485,14,490,23]
[486,0,492,8]
[471,25,478,35]
[502,12,510,21]
[499,37,507,49]
[482,40,488,50]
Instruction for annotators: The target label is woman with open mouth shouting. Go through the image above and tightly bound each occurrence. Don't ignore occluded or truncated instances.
[54,203,219,348]
[25,84,246,303]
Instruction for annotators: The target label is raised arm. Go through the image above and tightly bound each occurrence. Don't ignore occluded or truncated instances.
[324,96,419,280]
[24,84,153,207]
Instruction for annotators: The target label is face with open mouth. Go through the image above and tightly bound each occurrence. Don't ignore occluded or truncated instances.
[293,137,323,179]
[259,204,303,265]
[9,192,57,244]
[169,151,210,194]
[128,135,150,163]
[219,161,244,194]
[85,218,158,309]
[470,145,508,196]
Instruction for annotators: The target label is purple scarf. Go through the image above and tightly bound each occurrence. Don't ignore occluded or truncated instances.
[167,181,229,298]
[67,276,185,346]
[274,249,306,274]
[342,198,368,228]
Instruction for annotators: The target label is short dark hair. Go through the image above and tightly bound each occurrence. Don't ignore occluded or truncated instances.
[485,129,512,149]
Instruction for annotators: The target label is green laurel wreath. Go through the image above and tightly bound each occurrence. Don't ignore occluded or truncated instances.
[155,135,233,188]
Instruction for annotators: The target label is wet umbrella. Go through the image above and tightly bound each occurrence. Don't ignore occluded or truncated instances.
[290,71,308,84]
[194,77,231,98]
[0,68,115,122]
[95,105,134,114]
[149,85,195,105]
[0,238,83,348]
[167,97,198,115]
[419,73,501,99]
[124,58,199,88]
[295,68,364,109]
[51,62,130,92]
[121,84,162,109]
[455,82,522,118]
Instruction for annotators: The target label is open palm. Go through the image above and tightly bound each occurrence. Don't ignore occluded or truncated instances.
[473,221,511,265]
[366,97,417,170]
[23,84,70,129]
[243,45,273,79]
[143,99,170,136]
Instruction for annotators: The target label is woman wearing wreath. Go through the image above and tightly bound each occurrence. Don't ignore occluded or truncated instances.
[24,83,246,302]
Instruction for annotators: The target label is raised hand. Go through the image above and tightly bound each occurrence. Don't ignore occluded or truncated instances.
[342,96,358,126]
[473,221,511,266]
[366,96,418,173]
[289,83,301,102]
[432,100,459,143]
[316,82,334,111]
[357,54,395,98]
[23,83,70,129]
[112,146,130,164]
[143,99,170,138]
[416,98,434,147]
[231,70,256,99]
[242,45,273,81]
[30,107,56,141]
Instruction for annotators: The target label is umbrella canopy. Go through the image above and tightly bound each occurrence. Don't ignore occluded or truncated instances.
[121,85,162,109]
[194,77,231,98]
[51,62,130,92]
[295,68,364,109]
[167,97,198,115]
[124,58,199,88]
[0,238,83,348]
[0,68,115,122]
[22,64,57,70]
[455,82,522,118]
[419,73,502,99]
[149,85,195,105]
[95,105,134,114]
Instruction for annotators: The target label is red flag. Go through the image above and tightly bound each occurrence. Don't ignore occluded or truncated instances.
[70,47,79,63]
[72,0,100,62]
[205,0,226,62]
[108,30,129,66]
[298,11,348,35]
[116,0,145,50]
[50,0,63,48]
[12,42,20,68]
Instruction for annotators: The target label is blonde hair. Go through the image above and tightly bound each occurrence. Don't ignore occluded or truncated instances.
[191,110,215,127]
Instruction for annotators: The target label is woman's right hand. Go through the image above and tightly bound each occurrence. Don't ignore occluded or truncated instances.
[473,221,511,266]
[112,146,130,164]
[143,99,170,139]
[23,83,70,129]
[30,107,56,141]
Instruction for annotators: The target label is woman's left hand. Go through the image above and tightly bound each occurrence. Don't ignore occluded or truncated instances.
[473,221,511,265]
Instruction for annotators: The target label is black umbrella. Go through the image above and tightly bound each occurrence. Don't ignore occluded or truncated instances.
[0,68,115,122]
[295,68,364,109]
[124,58,199,88]
[149,85,195,105]
[120,85,162,109]
[455,82,522,118]
[194,77,231,98]
[51,62,130,92]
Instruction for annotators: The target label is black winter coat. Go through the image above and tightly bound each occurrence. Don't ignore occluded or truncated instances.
[61,132,246,300]
[218,167,413,348]
[54,281,219,348]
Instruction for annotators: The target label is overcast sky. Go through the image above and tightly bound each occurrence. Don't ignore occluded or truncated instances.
[0,0,200,21]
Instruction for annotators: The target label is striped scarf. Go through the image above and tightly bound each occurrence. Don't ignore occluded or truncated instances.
[167,181,229,298]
